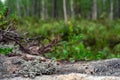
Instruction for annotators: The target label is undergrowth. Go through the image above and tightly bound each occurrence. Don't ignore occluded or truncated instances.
[0,4,120,61]
[17,18,120,61]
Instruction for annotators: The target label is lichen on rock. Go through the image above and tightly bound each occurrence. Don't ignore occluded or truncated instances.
[18,59,58,78]
[0,55,10,79]
[85,58,120,76]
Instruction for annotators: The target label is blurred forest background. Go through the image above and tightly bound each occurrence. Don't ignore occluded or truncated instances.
[0,0,120,61]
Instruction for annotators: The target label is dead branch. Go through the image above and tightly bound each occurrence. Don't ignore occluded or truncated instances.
[0,26,60,56]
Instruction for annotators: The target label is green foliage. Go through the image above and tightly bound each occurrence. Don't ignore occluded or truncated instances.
[17,18,120,61]
[0,47,13,55]
[2,0,120,61]
[0,3,18,29]
[46,41,93,61]
[0,4,18,55]
[0,3,8,27]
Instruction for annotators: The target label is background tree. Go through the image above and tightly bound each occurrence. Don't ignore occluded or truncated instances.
[92,0,97,20]
[109,0,113,20]
[33,0,38,18]
[70,0,75,19]
[118,0,120,18]
[16,0,21,17]
[41,0,45,20]
[52,0,57,19]
[1,0,120,20]
[63,0,68,24]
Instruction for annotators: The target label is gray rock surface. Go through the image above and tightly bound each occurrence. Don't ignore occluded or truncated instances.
[85,58,120,76]
[0,55,9,79]
[3,73,120,80]
[0,56,58,79]
[57,58,120,76]
[18,59,57,78]
[1,57,120,80]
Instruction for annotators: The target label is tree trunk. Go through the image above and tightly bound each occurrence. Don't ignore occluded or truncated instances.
[33,0,38,17]
[26,0,30,16]
[41,0,45,20]
[92,0,97,20]
[16,0,21,18]
[109,0,113,20]
[52,0,57,18]
[70,0,75,19]
[102,0,106,11]
[102,0,106,6]
[118,0,120,18]
[63,0,68,24]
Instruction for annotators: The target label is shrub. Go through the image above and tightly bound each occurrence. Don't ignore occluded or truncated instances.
[17,19,120,61]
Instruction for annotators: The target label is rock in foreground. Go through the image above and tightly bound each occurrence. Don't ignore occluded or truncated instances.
[1,57,120,80]
[4,73,120,80]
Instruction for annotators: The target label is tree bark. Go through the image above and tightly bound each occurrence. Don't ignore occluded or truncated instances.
[109,0,113,20]
[41,0,45,20]
[16,0,21,18]
[26,0,30,16]
[33,0,38,17]
[118,0,120,18]
[70,0,75,19]
[92,0,97,20]
[102,0,106,6]
[52,0,57,18]
[102,0,106,11]
[63,0,68,24]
